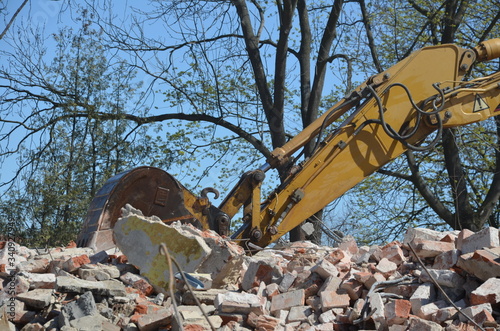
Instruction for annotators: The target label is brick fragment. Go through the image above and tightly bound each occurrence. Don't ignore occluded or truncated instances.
[419,269,465,288]
[432,249,459,269]
[376,258,398,275]
[270,289,305,313]
[459,303,493,322]
[412,239,455,258]
[320,289,350,312]
[278,271,297,293]
[62,254,91,273]
[470,278,500,305]
[310,259,339,279]
[135,308,172,331]
[384,299,411,325]
[457,247,500,281]
[457,229,475,250]
[459,227,500,254]
[407,316,442,331]
[380,242,406,265]
[409,283,435,315]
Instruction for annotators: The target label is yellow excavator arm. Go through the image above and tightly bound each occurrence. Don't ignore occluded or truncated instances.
[77,39,500,252]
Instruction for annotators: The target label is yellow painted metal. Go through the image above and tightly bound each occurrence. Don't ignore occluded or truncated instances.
[233,40,500,248]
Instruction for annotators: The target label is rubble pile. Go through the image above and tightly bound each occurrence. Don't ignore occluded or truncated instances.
[0,210,499,330]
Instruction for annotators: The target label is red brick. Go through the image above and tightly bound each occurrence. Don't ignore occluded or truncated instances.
[384,299,411,325]
[413,239,455,258]
[270,289,305,313]
[470,278,500,305]
[320,289,350,312]
[62,254,91,273]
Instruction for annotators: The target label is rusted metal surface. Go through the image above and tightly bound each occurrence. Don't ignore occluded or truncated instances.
[76,166,203,252]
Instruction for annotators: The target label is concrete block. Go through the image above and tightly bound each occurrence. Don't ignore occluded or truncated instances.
[16,258,49,273]
[459,227,500,254]
[113,204,212,294]
[419,269,465,288]
[215,291,266,315]
[369,292,386,330]
[470,278,500,305]
[59,291,98,328]
[270,289,305,313]
[56,276,126,297]
[16,289,53,309]
[20,272,56,290]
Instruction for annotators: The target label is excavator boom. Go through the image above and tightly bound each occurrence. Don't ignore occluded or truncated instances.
[77,39,500,252]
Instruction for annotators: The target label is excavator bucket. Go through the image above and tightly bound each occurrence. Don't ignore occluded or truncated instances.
[76,166,212,252]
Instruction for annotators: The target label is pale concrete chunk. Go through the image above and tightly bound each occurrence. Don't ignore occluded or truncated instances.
[470,278,500,305]
[419,269,465,288]
[16,289,53,309]
[20,272,56,290]
[215,291,266,315]
[459,227,500,254]
[113,204,212,294]
[56,276,126,297]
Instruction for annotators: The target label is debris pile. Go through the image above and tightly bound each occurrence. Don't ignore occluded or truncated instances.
[0,207,499,330]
